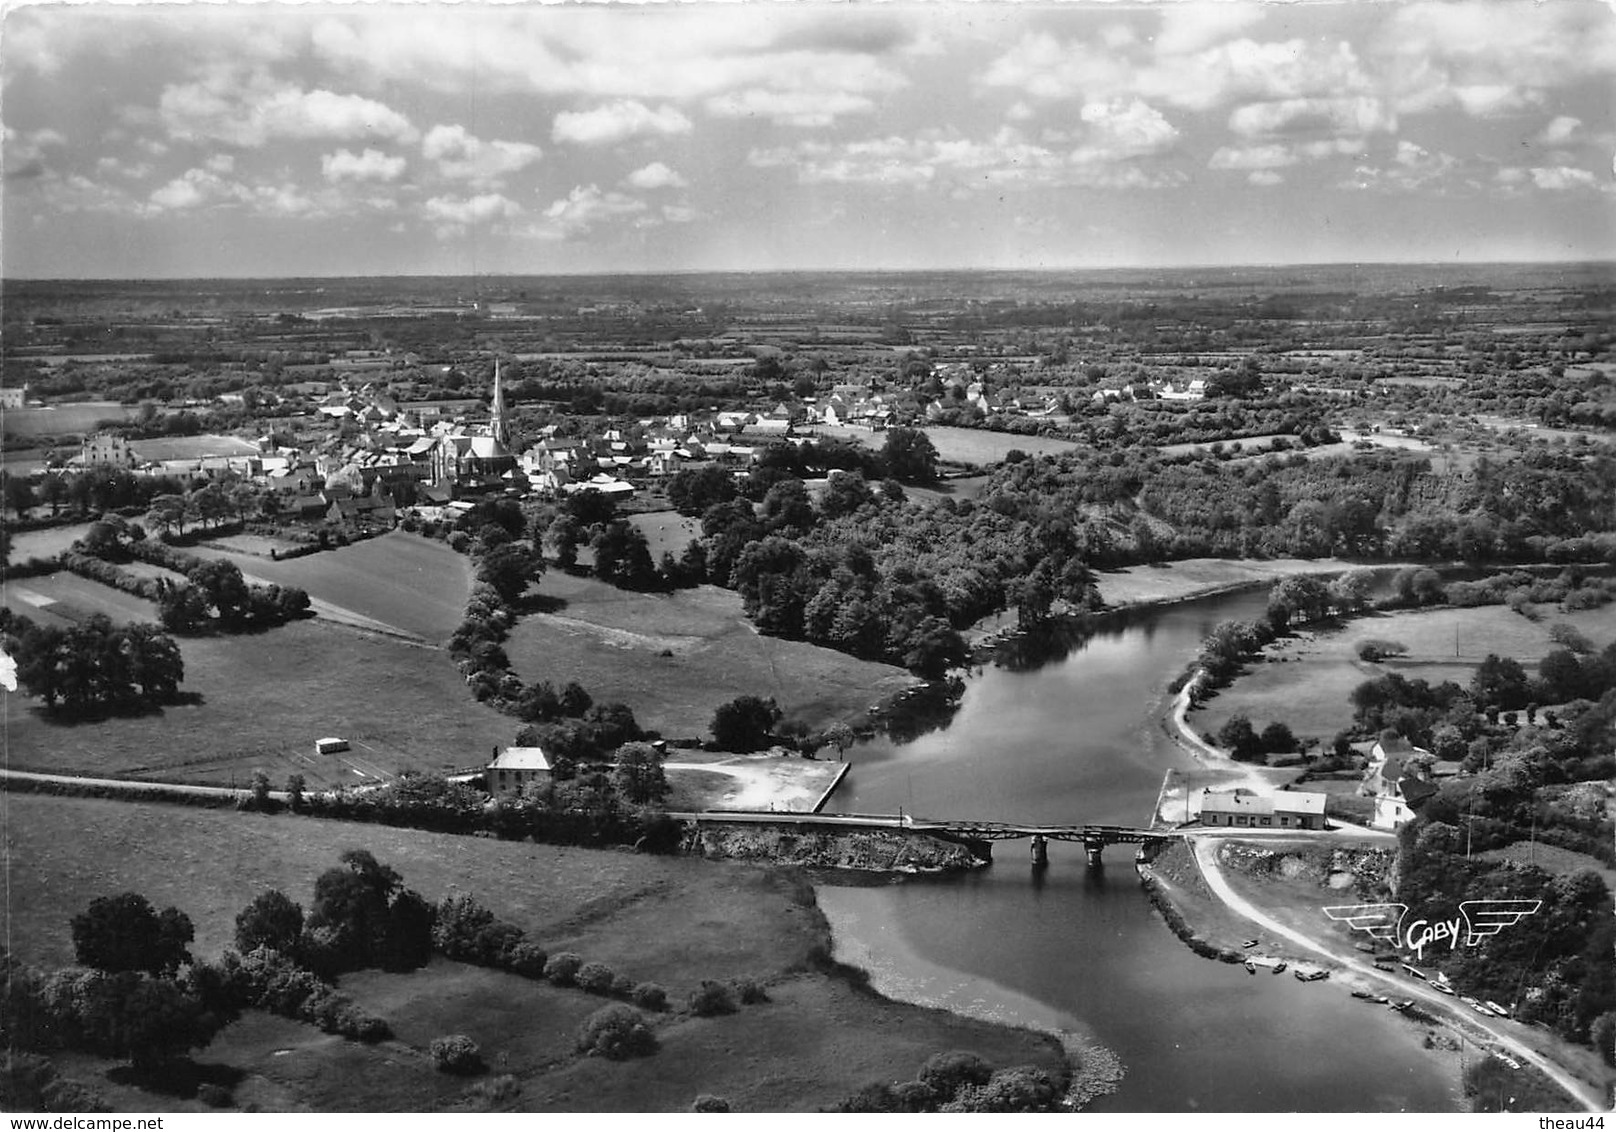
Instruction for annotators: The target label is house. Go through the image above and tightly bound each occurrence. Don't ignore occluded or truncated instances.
[1197,788,1327,830]
[81,433,139,469]
[487,746,551,800]
[1360,737,1440,829]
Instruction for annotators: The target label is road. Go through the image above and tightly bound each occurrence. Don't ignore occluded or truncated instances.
[1190,835,1609,1112]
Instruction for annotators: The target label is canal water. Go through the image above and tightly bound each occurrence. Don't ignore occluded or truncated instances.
[820,588,1462,1111]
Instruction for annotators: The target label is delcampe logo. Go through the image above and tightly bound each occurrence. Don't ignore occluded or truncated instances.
[1322,900,1542,961]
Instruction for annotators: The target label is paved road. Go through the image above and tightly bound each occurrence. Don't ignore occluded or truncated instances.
[1191,835,1609,1112]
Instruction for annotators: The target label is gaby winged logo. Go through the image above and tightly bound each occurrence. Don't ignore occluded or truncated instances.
[1322,900,1541,961]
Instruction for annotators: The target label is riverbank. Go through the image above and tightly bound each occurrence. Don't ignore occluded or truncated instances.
[1140,833,1610,1111]
[817,885,1122,1109]
[1093,557,1382,611]
[5,791,1064,1113]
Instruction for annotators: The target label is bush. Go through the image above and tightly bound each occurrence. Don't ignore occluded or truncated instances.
[692,1095,731,1112]
[576,1004,657,1060]
[506,942,548,978]
[917,1050,994,1102]
[576,962,617,996]
[631,982,668,1011]
[466,1075,522,1111]
[1357,639,1409,663]
[544,952,583,986]
[732,977,769,1005]
[430,1034,484,1076]
[688,979,737,1017]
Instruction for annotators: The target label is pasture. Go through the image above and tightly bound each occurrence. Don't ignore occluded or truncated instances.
[808,423,1081,466]
[1187,603,1616,748]
[7,793,1062,1113]
[8,522,97,561]
[2,570,161,629]
[2,402,142,437]
[6,619,511,789]
[189,530,473,642]
[507,572,916,740]
[628,511,700,561]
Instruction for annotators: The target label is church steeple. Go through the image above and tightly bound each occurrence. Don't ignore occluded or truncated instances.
[489,357,507,445]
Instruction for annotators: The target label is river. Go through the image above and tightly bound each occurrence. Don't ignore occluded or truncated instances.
[820,588,1463,1111]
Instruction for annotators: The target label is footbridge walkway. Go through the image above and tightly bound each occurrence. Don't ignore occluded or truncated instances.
[671,809,1180,866]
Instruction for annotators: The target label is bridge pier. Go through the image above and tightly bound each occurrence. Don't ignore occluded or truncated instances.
[1029,834,1048,867]
[1084,838,1104,869]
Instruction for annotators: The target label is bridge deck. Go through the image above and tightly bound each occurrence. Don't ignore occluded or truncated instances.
[677,810,1179,844]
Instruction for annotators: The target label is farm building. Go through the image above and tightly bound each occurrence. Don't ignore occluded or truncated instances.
[487,746,551,800]
[1197,788,1327,830]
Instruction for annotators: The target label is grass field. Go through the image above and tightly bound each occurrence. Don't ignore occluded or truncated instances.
[627,511,700,562]
[6,619,511,788]
[9,522,96,560]
[1094,557,1380,609]
[1189,604,1616,747]
[6,793,1064,1112]
[508,572,917,740]
[189,530,473,642]
[3,570,161,629]
[2,402,142,437]
[808,423,1081,465]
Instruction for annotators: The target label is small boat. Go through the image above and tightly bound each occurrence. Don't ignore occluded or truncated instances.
[1485,1000,1512,1018]
[1244,960,1258,974]
[1351,990,1376,1000]
[1498,1055,1521,1071]
[1390,999,1415,1012]
[1463,997,1492,1016]
[1294,968,1329,982]
[1354,943,1376,953]
[1374,962,1397,972]
[1272,962,1286,974]
[1400,963,1427,980]
[1242,939,1260,949]
[1372,995,1390,1005]
[1431,973,1456,995]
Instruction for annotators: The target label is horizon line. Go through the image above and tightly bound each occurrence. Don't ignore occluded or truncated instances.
[6,258,1616,287]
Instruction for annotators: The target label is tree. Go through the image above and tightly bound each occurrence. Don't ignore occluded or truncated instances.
[612,741,668,804]
[918,1050,994,1103]
[477,542,541,604]
[305,850,428,974]
[234,890,304,955]
[819,470,875,519]
[576,1004,657,1060]
[71,893,194,978]
[882,427,939,484]
[146,493,191,537]
[1267,574,1331,632]
[1471,653,1530,712]
[3,475,35,517]
[187,559,252,627]
[54,970,223,1070]
[1217,714,1265,762]
[430,1034,484,1075]
[711,695,781,752]
[1260,720,1297,754]
[592,521,657,590]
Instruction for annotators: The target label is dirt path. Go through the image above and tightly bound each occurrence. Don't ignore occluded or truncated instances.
[1169,676,1286,794]
[1190,835,1609,1112]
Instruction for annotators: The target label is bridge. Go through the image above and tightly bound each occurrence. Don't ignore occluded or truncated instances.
[673,809,1180,867]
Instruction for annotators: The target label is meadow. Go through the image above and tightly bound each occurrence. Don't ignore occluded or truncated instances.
[1187,602,1616,749]
[2,402,142,437]
[190,530,473,642]
[808,423,1081,465]
[9,792,1064,1113]
[507,571,917,740]
[3,570,161,629]
[7,619,512,788]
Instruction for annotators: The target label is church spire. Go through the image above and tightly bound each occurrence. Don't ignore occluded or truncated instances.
[490,356,507,445]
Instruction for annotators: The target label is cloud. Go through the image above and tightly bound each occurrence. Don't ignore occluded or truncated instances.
[706,89,876,128]
[159,69,418,147]
[1380,1,1616,116]
[1072,99,1178,162]
[3,127,67,181]
[420,125,541,185]
[1526,165,1601,191]
[1539,116,1582,146]
[749,126,1181,191]
[552,101,692,146]
[624,162,687,190]
[1228,97,1395,138]
[1248,170,1285,186]
[423,192,523,237]
[1209,137,1366,173]
[534,184,649,239]
[322,147,407,184]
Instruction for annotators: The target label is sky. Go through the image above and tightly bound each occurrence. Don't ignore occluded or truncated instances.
[3,0,1614,278]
